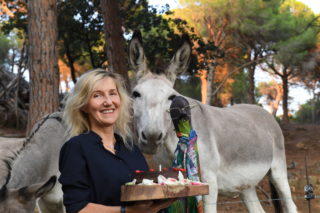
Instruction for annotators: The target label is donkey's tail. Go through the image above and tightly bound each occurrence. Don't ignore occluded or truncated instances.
[269,179,283,213]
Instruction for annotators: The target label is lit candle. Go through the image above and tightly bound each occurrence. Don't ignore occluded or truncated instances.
[159,164,162,172]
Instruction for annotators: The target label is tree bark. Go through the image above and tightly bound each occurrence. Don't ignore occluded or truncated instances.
[247,51,258,104]
[197,70,207,104]
[64,41,77,84]
[248,65,256,104]
[85,32,96,68]
[27,0,59,135]
[281,68,289,124]
[271,82,283,117]
[100,0,130,90]
[206,64,215,105]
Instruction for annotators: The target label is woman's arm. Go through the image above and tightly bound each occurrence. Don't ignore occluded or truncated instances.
[59,140,92,213]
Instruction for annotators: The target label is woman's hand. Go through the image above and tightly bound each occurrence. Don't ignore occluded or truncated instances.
[126,199,176,213]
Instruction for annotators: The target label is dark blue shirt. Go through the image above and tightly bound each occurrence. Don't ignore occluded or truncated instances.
[58,131,149,213]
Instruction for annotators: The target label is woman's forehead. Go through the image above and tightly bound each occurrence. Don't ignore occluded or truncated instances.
[92,77,117,91]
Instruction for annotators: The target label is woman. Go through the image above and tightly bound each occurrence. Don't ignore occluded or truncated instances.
[59,69,173,213]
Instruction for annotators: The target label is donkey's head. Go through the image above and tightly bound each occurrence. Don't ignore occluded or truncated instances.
[129,31,191,154]
[0,176,56,213]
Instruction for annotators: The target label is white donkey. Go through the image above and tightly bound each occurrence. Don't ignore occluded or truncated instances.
[129,32,297,213]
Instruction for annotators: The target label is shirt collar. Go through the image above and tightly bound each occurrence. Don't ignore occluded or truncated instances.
[88,130,124,147]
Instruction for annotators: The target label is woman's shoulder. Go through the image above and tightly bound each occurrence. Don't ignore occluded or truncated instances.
[62,131,100,151]
[67,131,101,144]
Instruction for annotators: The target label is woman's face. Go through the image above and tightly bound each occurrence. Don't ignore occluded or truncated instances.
[84,77,121,129]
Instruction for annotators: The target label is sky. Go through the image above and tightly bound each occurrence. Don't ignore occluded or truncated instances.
[148,0,319,115]
[149,0,320,14]
[298,0,320,13]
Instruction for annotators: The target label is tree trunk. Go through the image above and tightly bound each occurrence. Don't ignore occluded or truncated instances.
[206,65,215,105]
[85,32,96,68]
[197,70,207,104]
[248,65,256,104]
[271,82,283,117]
[14,41,26,129]
[100,0,130,90]
[64,41,77,84]
[281,68,289,124]
[247,51,258,104]
[27,0,59,135]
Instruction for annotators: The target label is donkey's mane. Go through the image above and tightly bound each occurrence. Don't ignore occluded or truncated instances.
[0,113,62,191]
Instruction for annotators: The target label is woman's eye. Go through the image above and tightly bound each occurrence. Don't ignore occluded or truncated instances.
[93,94,101,98]
[132,91,141,98]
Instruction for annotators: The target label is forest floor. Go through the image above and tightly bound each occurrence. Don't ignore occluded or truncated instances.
[1,123,320,212]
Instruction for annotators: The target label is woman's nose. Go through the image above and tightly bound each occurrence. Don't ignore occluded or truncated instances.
[103,96,112,105]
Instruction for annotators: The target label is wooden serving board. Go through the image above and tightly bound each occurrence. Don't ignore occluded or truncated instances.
[121,184,209,201]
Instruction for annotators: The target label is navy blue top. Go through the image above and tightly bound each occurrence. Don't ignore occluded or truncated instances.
[58,131,149,213]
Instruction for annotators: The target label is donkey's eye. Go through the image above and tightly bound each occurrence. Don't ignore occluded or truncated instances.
[132,91,141,98]
[168,95,176,101]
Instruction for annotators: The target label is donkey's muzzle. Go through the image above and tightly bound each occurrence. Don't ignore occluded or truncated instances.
[140,131,163,145]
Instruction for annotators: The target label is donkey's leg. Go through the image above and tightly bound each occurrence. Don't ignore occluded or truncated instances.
[202,174,218,213]
[270,160,298,213]
[240,187,265,213]
[204,181,218,213]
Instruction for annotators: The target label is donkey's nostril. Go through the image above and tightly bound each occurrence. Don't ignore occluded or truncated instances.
[142,131,147,140]
[157,133,163,140]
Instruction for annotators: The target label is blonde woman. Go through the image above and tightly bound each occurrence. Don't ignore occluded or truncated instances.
[59,69,174,213]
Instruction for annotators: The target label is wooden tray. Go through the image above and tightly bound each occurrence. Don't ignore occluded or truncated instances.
[121,184,209,201]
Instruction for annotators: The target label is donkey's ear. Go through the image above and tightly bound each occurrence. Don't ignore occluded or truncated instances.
[129,30,149,80]
[18,176,56,200]
[165,35,192,83]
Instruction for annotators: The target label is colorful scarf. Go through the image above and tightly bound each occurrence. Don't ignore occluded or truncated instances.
[166,129,204,213]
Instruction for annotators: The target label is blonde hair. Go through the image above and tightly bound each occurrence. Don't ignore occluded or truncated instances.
[63,69,132,146]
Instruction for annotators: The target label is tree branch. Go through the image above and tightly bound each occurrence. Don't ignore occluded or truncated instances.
[210,54,272,98]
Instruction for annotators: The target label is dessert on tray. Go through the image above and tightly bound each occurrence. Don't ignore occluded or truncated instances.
[133,168,187,184]
[120,168,209,201]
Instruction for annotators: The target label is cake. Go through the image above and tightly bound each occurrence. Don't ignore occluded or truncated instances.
[121,167,209,201]
[133,168,187,184]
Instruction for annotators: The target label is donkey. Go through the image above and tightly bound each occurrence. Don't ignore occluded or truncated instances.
[0,137,24,187]
[129,32,298,213]
[0,112,66,213]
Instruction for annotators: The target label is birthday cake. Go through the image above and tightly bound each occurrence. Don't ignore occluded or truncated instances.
[133,168,187,184]
[120,168,209,201]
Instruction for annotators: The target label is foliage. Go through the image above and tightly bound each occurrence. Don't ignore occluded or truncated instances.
[230,71,250,104]
[174,75,201,101]
[57,0,105,75]
[293,98,320,124]
[0,34,10,66]
[1,0,319,117]
[0,29,25,71]
[1,0,198,79]
[121,0,199,72]
[0,0,27,37]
